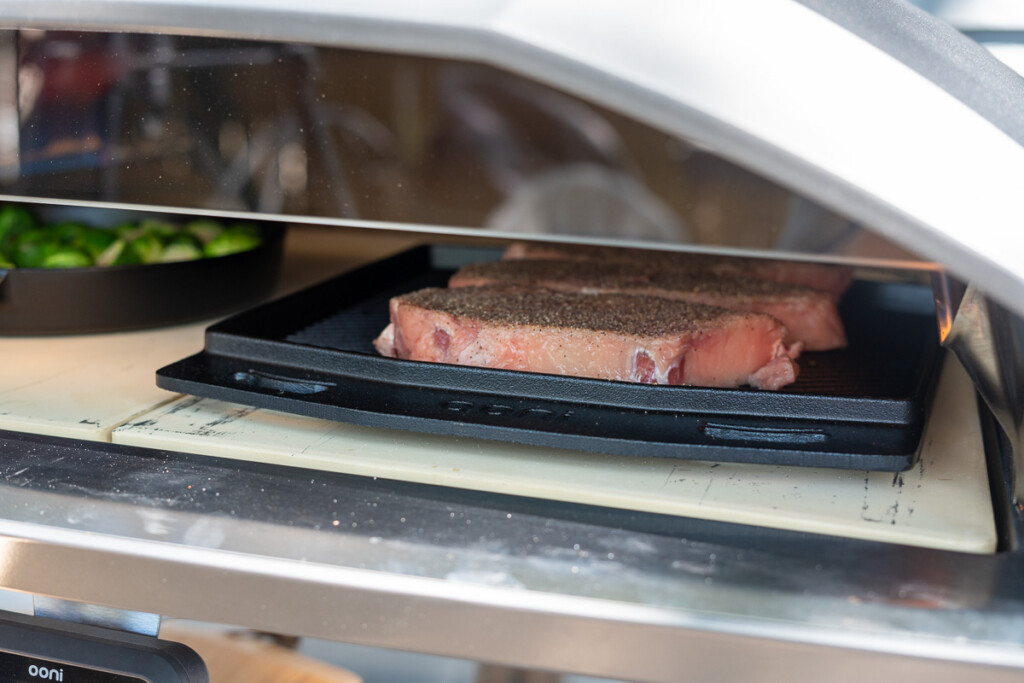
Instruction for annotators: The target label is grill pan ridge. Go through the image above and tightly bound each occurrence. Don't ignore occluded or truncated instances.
[157,245,942,471]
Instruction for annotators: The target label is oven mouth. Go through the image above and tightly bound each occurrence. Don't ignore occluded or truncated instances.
[157,244,942,471]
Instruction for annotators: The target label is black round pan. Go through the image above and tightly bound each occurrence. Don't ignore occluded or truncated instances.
[0,215,286,335]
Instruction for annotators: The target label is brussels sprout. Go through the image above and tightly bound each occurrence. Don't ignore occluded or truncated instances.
[0,204,264,269]
[184,219,224,245]
[41,248,93,268]
[77,228,118,259]
[226,222,260,238]
[131,232,165,264]
[94,239,123,267]
[202,227,262,258]
[95,239,142,267]
[113,221,141,238]
[12,229,61,267]
[160,233,203,262]
[0,205,37,253]
[52,221,89,245]
[137,219,178,238]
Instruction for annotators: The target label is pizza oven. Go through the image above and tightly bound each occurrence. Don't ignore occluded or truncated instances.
[1,2,1024,682]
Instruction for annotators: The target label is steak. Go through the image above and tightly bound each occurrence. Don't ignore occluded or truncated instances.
[374,286,801,390]
[502,241,853,299]
[449,259,847,351]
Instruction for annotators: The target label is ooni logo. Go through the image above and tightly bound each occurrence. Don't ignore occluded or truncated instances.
[27,664,64,680]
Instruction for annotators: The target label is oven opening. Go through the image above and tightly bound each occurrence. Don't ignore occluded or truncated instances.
[2,15,1024,682]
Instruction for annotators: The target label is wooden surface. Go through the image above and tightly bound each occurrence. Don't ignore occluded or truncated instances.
[160,624,362,683]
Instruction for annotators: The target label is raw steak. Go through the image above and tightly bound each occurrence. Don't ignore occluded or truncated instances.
[502,241,853,299]
[450,259,847,351]
[374,286,801,390]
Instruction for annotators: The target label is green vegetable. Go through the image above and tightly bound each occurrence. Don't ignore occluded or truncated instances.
[95,239,142,267]
[131,232,165,264]
[94,239,123,267]
[41,248,93,268]
[137,219,178,239]
[184,219,224,245]
[227,222,260,238]
[203,225,262,258]
[12,229,61,267]
[0,204,36,238]
[77,228,118,259]
[0,204,264,269]
[160,233,203,262]
[0,204,37,255]
[113,222,139,238]
[52,221,89,245]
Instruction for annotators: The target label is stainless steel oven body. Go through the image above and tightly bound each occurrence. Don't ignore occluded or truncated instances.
[1,2,1024,681]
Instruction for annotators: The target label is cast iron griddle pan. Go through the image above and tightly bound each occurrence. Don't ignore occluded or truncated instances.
[157,245,942,471]
[0,205,285,335]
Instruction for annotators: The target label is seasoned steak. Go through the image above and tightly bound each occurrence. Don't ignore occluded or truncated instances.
[502,241,853,299]
[374,286,801,390]
[450,259,847,351]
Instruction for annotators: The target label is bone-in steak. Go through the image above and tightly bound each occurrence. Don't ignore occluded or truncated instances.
[449,259,847,351]
[502,241,853,299]
[374,286,801,390]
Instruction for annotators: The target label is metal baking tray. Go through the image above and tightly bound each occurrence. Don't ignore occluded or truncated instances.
[156,244,942,471]
[0,204,286,335]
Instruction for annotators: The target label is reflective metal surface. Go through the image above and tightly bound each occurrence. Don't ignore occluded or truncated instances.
[0,30,858,255]
[0,4,1023,680]
[32,596,161,637]
[944,286,1024,501]
[0,428,1023,681]
[0,1,1022,318]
